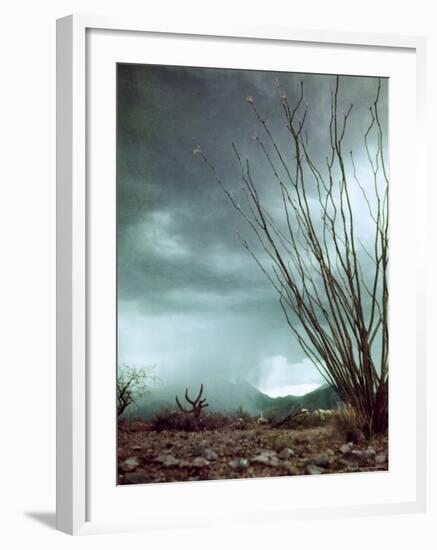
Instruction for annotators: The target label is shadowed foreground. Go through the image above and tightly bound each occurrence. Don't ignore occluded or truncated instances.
[117,418,388,485]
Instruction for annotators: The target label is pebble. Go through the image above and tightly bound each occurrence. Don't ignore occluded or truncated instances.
[375,453,387,465]
[192,457,210,468]
[229,458,250,471]
[340,443,353,454]
[155,454,179,467]
[251,452,280,467]
[120,457,140,473]
[202,449,218,461]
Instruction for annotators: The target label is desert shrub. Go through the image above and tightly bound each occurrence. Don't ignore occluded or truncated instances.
[330,404,365,443]
[152,409,232,431]
[152,409,200,432]
[117,364,157,418]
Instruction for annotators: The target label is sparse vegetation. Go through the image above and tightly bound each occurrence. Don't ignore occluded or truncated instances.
[117,365,157,418]
[118,388,387,484]
[152,408,232,432]
[118,408,387,484]
[329,404,365,444]
[152,409,200,432]
[175,384,209,424]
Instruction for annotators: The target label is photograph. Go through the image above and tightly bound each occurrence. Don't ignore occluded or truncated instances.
[116,63,389,485]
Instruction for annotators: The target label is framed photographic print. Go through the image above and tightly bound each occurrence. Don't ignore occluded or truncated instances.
[56,15,427,535]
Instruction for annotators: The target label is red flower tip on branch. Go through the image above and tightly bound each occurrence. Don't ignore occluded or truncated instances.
[281,94,287,103]
[246,95,254,105]
[193,146,202,155]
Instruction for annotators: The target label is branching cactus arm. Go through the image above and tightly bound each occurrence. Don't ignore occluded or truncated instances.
[176,384,209,420]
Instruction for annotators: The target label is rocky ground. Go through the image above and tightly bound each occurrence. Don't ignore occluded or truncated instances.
[117,421,388,485]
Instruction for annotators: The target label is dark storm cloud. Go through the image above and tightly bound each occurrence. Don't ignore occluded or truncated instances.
[117,63,387,392]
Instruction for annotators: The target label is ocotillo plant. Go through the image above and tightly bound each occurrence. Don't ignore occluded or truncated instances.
[176,384,209,422]
[196,76,388,437]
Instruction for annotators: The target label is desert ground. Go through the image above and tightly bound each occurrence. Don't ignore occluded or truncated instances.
[117,413,388,485]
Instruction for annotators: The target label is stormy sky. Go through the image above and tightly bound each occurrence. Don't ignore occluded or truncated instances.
[117,64,388,397]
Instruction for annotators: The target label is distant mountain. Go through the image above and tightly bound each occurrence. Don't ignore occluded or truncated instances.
[259,384,342,418]
[298,383,342,410]
[127,377,341,420]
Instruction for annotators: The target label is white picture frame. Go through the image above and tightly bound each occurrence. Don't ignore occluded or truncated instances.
[56,14,427,535]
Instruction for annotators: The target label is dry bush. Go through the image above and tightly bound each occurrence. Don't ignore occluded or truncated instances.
[152,409,199,432]
[152,409,231,431]
[330,404,365,443]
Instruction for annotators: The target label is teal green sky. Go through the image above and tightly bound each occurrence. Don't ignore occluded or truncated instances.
[117,64,388,397]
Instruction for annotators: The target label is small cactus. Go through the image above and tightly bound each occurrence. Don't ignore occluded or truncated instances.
[176,384,209,422]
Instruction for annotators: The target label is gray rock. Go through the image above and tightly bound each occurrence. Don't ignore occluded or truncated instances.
[120,456,140,473]
[162,455,179,467]
[178,459,192,468]
[192,440,208,454]
[259,450,278,458]
[251,452,280,467]
[202,449,218,461]
[229,458,250,471]
[131,445,143,452]
[155,454,179,467]
[375,453,387,465]
[192,457,210,468]
[305,463,325,475]
[340,443,353,454]
[365,446,376,458]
